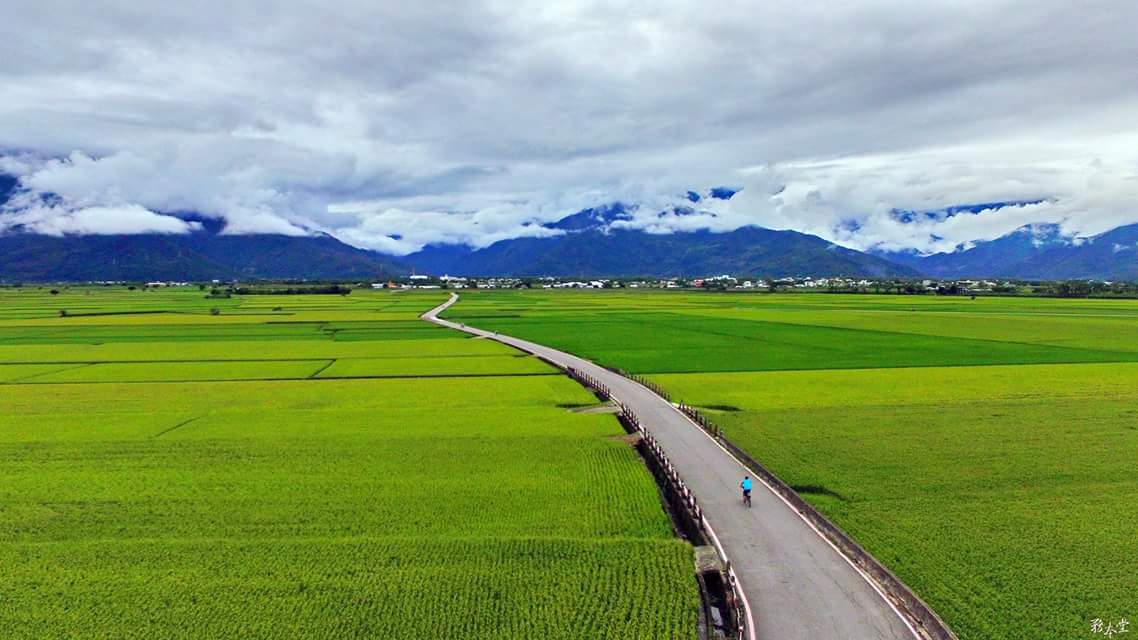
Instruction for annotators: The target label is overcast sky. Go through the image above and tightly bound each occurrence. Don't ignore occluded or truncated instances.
[2,0,1136,255]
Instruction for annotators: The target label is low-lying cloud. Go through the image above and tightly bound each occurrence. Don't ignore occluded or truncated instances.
[3,201,201,236]
[1,1,1136,255]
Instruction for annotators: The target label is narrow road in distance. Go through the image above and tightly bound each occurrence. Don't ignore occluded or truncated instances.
[425,294,921,640]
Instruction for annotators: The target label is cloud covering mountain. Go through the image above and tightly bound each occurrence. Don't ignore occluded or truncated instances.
[881,223,1138,280]
[2,1,1137,255]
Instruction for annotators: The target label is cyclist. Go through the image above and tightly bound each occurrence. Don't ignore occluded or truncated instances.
[740,476,753,506]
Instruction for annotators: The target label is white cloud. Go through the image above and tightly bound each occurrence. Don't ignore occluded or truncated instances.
[335,206,565,255]
[1,0,1137,253]
[713,139,1138,254]
[0,202,200,236]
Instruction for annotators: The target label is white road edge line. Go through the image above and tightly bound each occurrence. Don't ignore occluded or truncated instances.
[658,391,923,640]
[699,501,758,640]
[608,389,759,640]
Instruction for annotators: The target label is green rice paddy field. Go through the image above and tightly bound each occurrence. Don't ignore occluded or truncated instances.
[445,290,1138,640]
[0,288,698,639]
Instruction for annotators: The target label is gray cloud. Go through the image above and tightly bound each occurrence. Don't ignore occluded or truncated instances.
[1,0,1136,253]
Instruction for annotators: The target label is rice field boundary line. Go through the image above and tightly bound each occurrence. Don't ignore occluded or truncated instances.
[582,357,1138,376]
[0,357,337,365]
[5,362,94,383]
[151,417,200,439]
[566,309,1138,361]
[44,310,174,318]
[668,308,1138,356]
[0,353,526,365]
[0,328,78,343]
[307,359,336,378]
[1,371,563,385]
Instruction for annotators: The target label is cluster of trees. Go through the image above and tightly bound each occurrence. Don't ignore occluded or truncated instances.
[1033,280,1138,298]
[209,285,352,296]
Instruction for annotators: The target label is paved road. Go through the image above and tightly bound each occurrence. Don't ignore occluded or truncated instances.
[424,294,920,640]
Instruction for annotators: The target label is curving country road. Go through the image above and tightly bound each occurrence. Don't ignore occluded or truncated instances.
[424,294,920,640]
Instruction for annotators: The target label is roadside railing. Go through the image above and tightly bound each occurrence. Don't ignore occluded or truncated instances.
[564,366,612,400]
[672,403,957,640]
[618,402,748,640]
[566,365,750,640]
[677,402,723,438]
[610,368,671,401]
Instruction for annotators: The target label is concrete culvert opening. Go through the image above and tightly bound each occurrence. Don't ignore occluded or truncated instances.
[694,547,738,639]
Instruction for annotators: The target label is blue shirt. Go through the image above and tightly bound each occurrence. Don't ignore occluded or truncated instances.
[741,478,753,491]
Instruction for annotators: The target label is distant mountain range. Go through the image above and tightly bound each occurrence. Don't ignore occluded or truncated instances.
[402,203,914,278]
[1,174,1135,281]
[0,178,404,281]
[0,231,406,282]
[880,223,1138,280]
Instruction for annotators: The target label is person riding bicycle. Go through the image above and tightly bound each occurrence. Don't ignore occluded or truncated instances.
[740,476,753,503]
